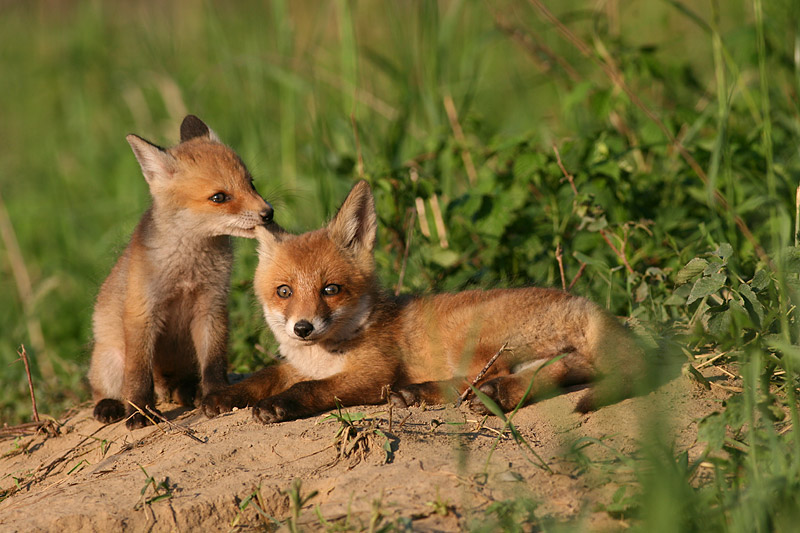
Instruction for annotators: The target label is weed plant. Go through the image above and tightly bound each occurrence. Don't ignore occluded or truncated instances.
[1,0,799,530]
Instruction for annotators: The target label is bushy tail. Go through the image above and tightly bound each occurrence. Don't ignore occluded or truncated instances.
[575,308,645,413]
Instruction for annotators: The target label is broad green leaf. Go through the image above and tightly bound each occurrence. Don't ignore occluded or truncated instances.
[687,272,726,305]
[429,249,460,268]
[676,257,708,285]
[750,270,770,291]
[697,412,726,451]
[714,243,733,261]
[573,251,609,269]
[737,284,763,328]
[707,307,731,337]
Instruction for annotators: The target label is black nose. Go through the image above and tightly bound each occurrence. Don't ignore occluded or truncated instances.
[293,320,314,338]
[260,204,274,223]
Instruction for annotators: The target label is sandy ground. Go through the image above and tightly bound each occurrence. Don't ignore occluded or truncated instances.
[0,366,730,532]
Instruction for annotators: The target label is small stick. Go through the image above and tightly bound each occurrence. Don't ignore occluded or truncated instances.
[443,93,478,185]
[429,194,449,249]
[456,342,509,407]
[144,406,205,444]
[0,420,50,437]
[568,262,587,290]
[795,185,799,247]
[381,384,394,433]
[126,401,161,431]
[599,229,635,275]
[395,209,416,296]
[397,412,412,429]
[553,144,635,275]
[555,244,566,290]
[18,345,39,422]
[552,145,578,196]
[350,112,365,179]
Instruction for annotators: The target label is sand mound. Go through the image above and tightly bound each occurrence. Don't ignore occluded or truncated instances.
[0,367,729,531]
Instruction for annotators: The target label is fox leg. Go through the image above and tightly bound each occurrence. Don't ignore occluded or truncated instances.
[118,308,162,429]
[190,292,230,399]
[252,370,396,424]
[201,364,303,417]
[469,352,594,413]
[90,344,127,424]
[389,379,464,407]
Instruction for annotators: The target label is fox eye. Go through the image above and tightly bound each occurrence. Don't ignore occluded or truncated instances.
[322,284,341,296]
[209,192,229,204]
[277,285,293,299]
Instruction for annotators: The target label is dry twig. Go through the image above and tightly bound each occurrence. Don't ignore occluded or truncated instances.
[395,209,417,296]
[456,342,510,406]
[553,145,635,275]
[144,406,206,444]
[443,93,478,186]
[555,244,566,290]
[18,344,39,422]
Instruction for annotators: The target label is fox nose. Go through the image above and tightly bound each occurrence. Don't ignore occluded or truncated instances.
[260,204,274,224]
[293,320,314,339]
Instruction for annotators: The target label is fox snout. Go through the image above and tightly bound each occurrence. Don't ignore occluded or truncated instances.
[260,204,274,224]
[293,320,314,338]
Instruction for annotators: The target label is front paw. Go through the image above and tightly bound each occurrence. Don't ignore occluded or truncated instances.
[200,388,250,418]
[469,379,510,415]
[389,388,420,408]
[94,398,126,424]
[252,397,297,424]
[125,406,161,430]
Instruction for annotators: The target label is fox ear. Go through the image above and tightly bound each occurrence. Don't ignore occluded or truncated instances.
[179,115,221,143]
[328,180,377,256]
[126,134,177,185]
[255,224,289,263]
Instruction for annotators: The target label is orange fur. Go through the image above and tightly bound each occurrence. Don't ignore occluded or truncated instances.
[89,115,274,429]
[202,180,643,423]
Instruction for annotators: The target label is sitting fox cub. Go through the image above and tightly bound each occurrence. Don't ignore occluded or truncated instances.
[89,115,273,429]
[202,181,642,423]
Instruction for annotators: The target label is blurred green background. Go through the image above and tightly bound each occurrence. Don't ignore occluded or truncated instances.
[2,0,800,527]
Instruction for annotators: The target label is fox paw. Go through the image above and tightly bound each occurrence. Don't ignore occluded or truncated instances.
[389,388,419,408]
[200,389,249,418]
[252,397,297,424]
[469,379,515,414]
[125,406,161,430]
[93,399,126,424]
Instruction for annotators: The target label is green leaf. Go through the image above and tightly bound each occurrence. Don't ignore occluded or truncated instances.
[697,412,726,451]
[429,249,460,268]
[750,270,770,291]
[687,272,726,305]
[714,243,733,261]
[737,284,763,328]
[707,307,731,337]
[676,257,708,285]
[573,251,609,269]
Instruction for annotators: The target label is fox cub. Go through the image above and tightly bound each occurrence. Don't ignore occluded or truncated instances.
[89,115,273,429]
[202,181,642,423]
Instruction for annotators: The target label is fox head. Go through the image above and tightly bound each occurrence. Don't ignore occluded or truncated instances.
[126,115,273,238]
[254,180,379,348]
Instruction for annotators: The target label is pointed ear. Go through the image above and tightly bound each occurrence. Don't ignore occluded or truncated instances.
[327,180,377,256]
[180,115,221,143]
[255,224,289,263]
[126,134,176,185]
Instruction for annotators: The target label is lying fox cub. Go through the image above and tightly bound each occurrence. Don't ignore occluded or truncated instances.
[202,180,642,423]
[89,115,273,429]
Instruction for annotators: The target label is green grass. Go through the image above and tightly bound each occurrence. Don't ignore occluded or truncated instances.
[1,0,799,530]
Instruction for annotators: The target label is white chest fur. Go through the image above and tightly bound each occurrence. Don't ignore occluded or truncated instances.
[279,341,346,379]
